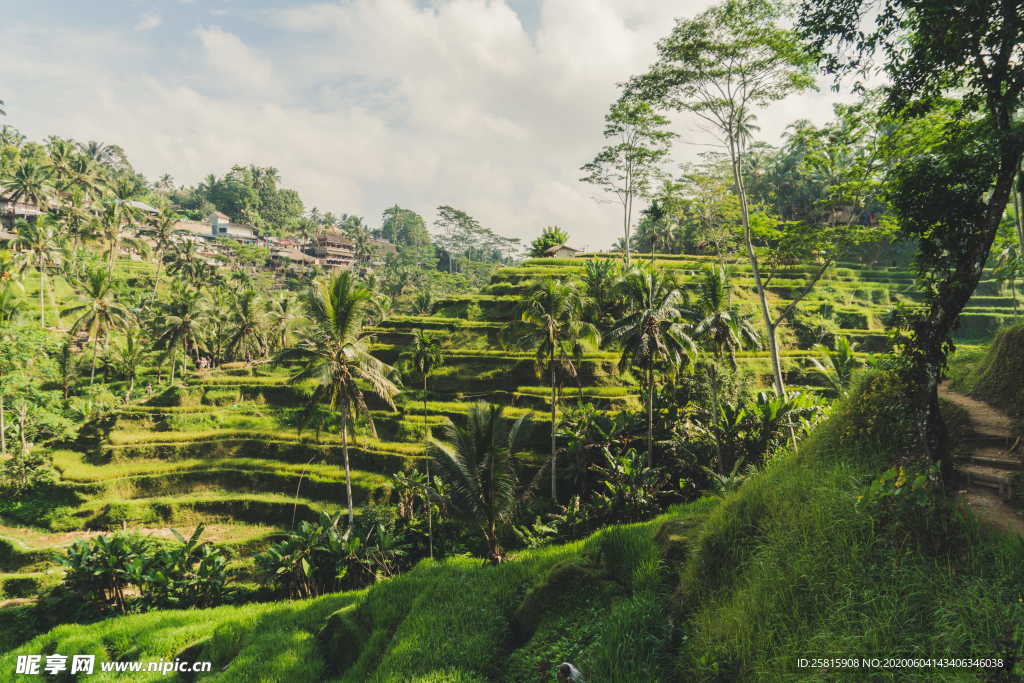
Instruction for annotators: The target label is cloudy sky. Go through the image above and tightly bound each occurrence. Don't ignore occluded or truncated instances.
[0,0,854,249]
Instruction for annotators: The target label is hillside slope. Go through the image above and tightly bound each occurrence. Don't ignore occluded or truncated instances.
[6,363,1024,680]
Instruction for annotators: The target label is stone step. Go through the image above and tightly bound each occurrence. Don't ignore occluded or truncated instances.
[959,453,1024,471]
[958,464,1015,501]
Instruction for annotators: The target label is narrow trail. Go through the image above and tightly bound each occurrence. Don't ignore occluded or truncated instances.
[939,382,1024,536]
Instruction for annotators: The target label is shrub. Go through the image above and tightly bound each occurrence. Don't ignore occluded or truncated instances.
[2,577,40,598]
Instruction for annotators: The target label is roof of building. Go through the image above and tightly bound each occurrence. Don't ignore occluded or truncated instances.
[277,248,316,263]
[0,229,17,241]
[174,220,214,236]
[123,199,159,214]
[209,211,231,221]
[544,243,581,255]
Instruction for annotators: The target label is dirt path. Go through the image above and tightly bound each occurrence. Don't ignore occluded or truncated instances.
[939,382,1024,536]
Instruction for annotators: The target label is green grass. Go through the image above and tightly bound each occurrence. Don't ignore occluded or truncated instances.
[0,501,714,681]
[674,368,1024,680]
[947,324,1024,424]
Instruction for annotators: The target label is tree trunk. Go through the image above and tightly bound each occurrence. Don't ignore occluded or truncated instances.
[1014,161,1024,251]
[0,393,6,458]
[424,375,433,560]
[730,137,786,396]
[89,334,99,386]
[550,361,558,501]
[623,194,632,266]
[38,267,45,328]
[341,410,355,530]
[647,360,654,466]
[915,140,1023,475]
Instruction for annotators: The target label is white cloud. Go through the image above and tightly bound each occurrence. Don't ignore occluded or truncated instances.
[134,12,162,32]
[193,26,280,94]
[0,0,854,248]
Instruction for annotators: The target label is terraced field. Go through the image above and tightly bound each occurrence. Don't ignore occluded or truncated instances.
[4,253,1020,602]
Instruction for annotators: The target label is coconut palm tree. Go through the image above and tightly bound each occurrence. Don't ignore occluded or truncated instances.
[691,266,760,464]
[514,278,599,500]
[150,209,181,296]
[430,402,526,564]
[1,159,52,217]
[63,265,132,386]
[167,239,207,288]
[609,266,696,465]
[266,291,301,352]
[809,335,859,397]
[95,195,144,276]
[111,327,146,402]
[152,286,206,383]
[0,284,23,323]
[13,216,61,327]
[691,266,760,367]
[224,289,267,362]
[399,329,445,559]
[277,271,401,529]
[579,257,622,331]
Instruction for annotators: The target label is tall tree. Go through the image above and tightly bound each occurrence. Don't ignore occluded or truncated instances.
[627,0,815,395]
[150,209,182,297]
[63,265,132,386]
[580,96,676,265]
[799,0,1024,471]
[529,226,570,257]
[153,286,206,383]
[399,330,445,559]
[1,159,52,224]
[380,205,431,247]
[430,402,527,564]
[13,217,60,327]
[609,266,695,465]
[514,279,599,500]
[278,272,400,529]
[224,289,267,362]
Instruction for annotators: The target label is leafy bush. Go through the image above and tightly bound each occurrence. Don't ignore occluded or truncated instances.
[2,577,40,598]
[57,525,235,614]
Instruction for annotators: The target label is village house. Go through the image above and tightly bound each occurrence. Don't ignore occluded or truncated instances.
[305,228,355,269]
[0,194,45,229]
[543,243,582,259]
[208,211,261,244]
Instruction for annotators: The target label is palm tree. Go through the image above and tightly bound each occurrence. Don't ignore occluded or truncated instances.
[266,291,301,352]
[153,286,206,383]
[579,257,622,331]
[95,195,143,276]
[809,335,859,397]
[609,266,695,465]
[167,239,206,288]
[1,159,52,223]
[691,266,760,464]
[399,329,445,559]
[111,327,146,402]
[224,289,267,362]
[150,209,181,296]
[63,265,132,386]
[277,272,401,529]
[514,278,599,500]
[691,266,760,367]
[12,216,60,327]
[430,402,526,564]
[0,284,23,323]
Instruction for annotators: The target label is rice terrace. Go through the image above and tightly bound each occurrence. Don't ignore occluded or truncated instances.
[1,0,1024,680]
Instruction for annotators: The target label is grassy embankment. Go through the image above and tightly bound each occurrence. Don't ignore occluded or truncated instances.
[6,356,1024,679]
